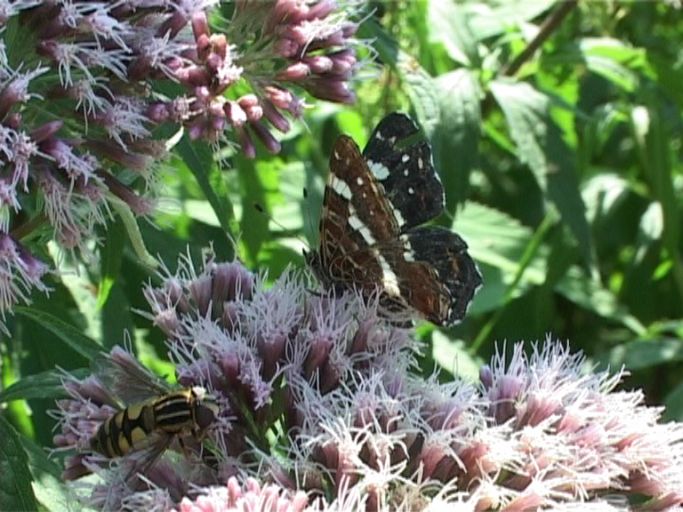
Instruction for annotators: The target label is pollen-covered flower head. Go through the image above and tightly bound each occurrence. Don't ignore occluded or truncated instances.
[53,256,683,511]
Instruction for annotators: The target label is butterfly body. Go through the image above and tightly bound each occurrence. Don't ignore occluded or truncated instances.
[307,113,481,326]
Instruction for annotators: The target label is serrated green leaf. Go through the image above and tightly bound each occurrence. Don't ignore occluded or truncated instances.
[426,0,479,66]
[397,53,440,134]
[455,202,546,282]
[0,369,88,403]
[433,69,481,210]
[14,307,101,360]
[459,0,555,40]
[490,80,593,265]
[0,415,38,512]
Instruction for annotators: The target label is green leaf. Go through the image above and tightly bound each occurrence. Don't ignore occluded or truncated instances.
[20,437,62,481]
[490,80,593,265]
[432,330,483,382]
[607,338,683,370]
[432,69,481,210]
[556,267,645,334]
[394,58,481,211]
[0,415,38,512]
[456,202,547,283]
[397,53,440,134]
[426,0,479,66]
[97,218,125,308]
[458,0,555,40]
[664,380,683,422]
[578,38,651,92]
[0,369,88,403]
[631,105,683,306]
[358,19,398,67]
[236,155,276,265]
[14,307,101,360]
[20,436,79,512]
[176,137,237,255]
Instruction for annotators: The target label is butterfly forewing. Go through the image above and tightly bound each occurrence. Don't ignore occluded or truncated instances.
[362,113,445,230]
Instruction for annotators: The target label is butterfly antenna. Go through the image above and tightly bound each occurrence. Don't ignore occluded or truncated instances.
[252,203,311,252]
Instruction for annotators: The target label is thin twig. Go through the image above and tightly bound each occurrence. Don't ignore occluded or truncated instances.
[500,0,579,78]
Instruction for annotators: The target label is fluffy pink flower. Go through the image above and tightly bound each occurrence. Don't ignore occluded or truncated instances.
[54,257,683,511]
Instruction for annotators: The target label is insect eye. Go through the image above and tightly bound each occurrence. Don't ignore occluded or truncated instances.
[195,402,218,429]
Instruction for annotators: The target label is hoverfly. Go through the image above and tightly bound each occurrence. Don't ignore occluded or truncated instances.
[85,347,220,479]
[89,385,219,459]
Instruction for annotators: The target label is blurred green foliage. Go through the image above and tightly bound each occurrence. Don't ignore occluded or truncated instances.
[2,1,683,506]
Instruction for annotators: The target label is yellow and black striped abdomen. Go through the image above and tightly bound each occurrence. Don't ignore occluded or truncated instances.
[90,402,156,457]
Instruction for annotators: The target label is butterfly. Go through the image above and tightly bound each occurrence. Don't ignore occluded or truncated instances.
[305,113,482,326]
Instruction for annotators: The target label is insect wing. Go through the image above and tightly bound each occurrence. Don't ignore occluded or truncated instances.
[92,347,172,405]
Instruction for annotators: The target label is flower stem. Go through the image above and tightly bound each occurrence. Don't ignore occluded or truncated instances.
[9,213,47,241]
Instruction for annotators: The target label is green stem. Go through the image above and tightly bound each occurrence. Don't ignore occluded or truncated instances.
[9,214,47,242]
[469,212,557,354]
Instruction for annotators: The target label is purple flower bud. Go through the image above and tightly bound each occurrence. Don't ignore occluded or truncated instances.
[250,121,281,154]
[221,301,241,333]
[30,120,63,143]
[187,120,206,140]
[16,242,49,284]
[225,101,247,127]
[303,333,333,378]
[153,308,182,338]
[236,126,256,159]
[263,86,294,110]
[147,102,171,123]
[329,49,357,74]
[274,37,300,58]
[191,12,210,42]
[238,95,263,122]
[277,62,310,81]
[189,273,213,317]
[87,139,151,172]
[479,364,493,389]
[305,0,338,22]
[262,101,290,133]
[303,78,355,104]
[303,55,333,74]
[98,172,154,215]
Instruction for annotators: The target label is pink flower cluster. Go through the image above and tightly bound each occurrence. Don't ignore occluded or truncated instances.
[150,1,360,156]
[0,0,360,332]
[53,256,683,511]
